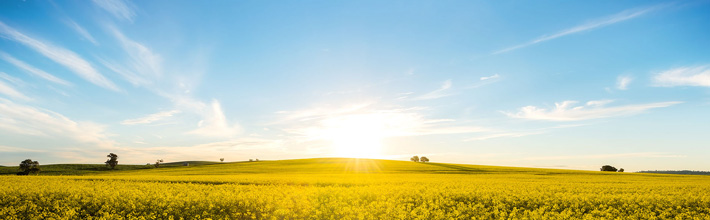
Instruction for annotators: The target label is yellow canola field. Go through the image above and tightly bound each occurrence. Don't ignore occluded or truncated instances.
[1,158,709,219]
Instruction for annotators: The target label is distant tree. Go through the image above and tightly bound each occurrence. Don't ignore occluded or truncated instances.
[105,153,119,169]
[420,157,429,162]
[220,158,224,162]
[249,159,253,162]
[18,159,40,175]
[410,156,419,162]
[255,159,259,162]
[600,165,618,172]
[154,159,163,168]
[618,168,624,173]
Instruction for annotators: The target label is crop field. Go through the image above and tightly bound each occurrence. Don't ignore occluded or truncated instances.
[1,158,709,219]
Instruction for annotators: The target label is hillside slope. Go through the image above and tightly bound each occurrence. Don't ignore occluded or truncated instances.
[0,157,645,177]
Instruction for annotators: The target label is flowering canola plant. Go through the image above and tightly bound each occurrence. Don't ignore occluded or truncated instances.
[1,158,709,219]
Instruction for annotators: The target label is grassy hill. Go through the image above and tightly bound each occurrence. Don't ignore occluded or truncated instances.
[0,160,223,175]
[1,158,611,176]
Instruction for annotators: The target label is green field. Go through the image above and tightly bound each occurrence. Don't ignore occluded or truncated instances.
[1,158,709,219]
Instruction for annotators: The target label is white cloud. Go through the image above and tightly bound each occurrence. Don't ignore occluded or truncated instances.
[505,100,681,121]
[494,4,667,54]
[652,65,710,87]
[66,20,98,45]
[616,75,633,90]
[480,74,500,81]
[414,79,453,100]
[121,110,181,125]
[91,0,136,22]
[0,79,30,101]
[0,98,114,147]
[0,21,119,91]
[0,52,70,86]
[186,99,241,138]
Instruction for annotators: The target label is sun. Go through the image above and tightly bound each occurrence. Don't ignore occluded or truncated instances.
[322,114,386,158]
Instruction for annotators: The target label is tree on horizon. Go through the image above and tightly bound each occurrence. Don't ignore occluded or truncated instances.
[420,157,429,162]
[105,153,119,169]
[19,159,40,175]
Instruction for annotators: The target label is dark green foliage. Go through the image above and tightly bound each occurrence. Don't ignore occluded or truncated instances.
[18,159,40,175]
[105,153,119,169]
[410,156,419,162]
[618,168,624,172]
[600,165,618,172]
[420,157,429,162]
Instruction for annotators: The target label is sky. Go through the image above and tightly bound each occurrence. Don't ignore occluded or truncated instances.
[1,0,709,171]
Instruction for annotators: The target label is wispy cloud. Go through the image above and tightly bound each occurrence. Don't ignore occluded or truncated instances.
[101,26,238,138]
[0,21,119,91]
[121,110,181,125]
[0,52,70,86]
[92,0,136,22]
[186,99,241,138]
[616,75,633,90]
[0,72,25,86]
[99,26,162,87]
[66,20,98,45]
[464,124,588,141]
[465,131,544,141]
[494,4,667,54]
[109,26,162,79]
[524,152,685,161]
[414,79,453,100]
[0,145,46,153]
[0,98,114,147]
[0,79,30,101]
[652,65,710,87]
[505,100,681,121]
[480,74,500,81]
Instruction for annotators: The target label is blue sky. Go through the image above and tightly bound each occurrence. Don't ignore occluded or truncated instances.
[1,0,709,171]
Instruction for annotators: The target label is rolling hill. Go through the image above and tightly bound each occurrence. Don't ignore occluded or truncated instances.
[1,158,611,176]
